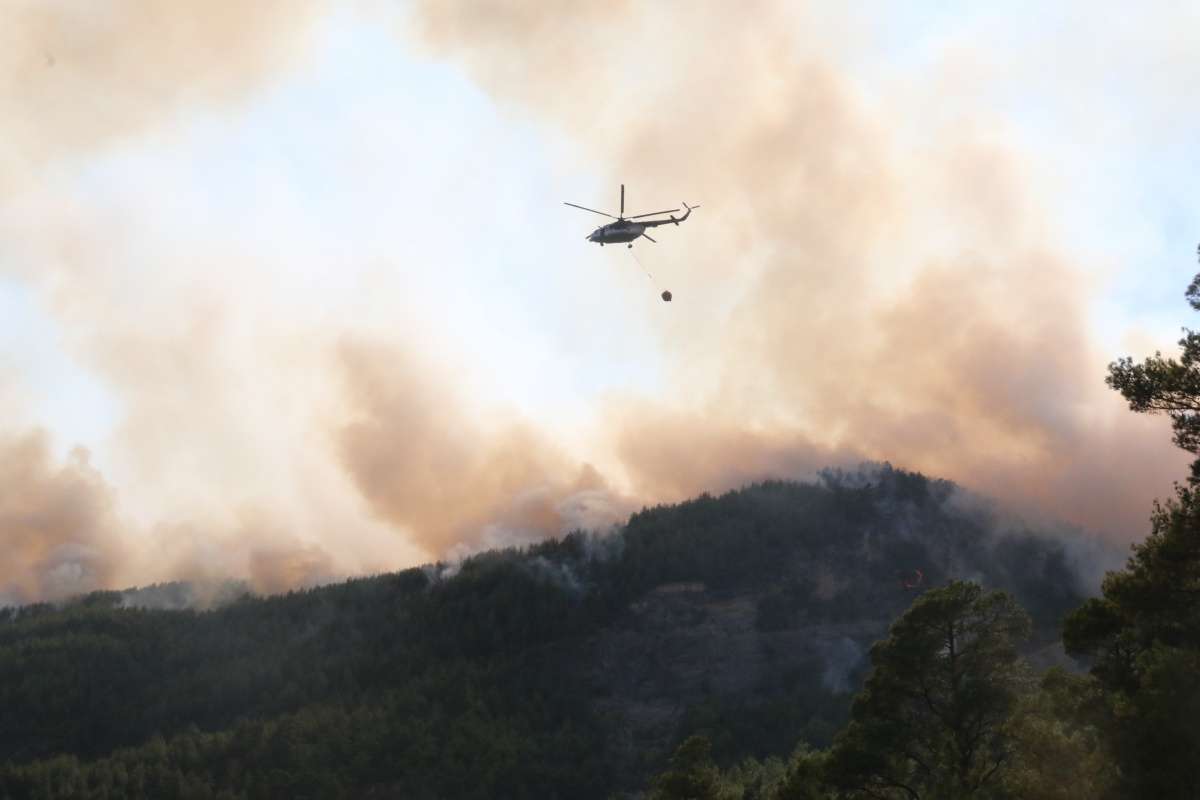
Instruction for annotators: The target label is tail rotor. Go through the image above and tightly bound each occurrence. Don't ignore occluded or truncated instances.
[671,202,699,225]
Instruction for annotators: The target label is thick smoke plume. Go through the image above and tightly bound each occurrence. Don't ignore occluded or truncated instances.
[410,0,1187,533]
[0,0,325,196]
[0,2,1189,601]
[337,339,633,557]
[0,430,124,606]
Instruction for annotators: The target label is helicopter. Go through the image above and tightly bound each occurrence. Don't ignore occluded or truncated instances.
[564,184,698,248]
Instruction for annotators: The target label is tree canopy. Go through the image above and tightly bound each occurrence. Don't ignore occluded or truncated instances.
[1107,245,1200,478]
[827,581,1031,799]
[1063,249,1200,797]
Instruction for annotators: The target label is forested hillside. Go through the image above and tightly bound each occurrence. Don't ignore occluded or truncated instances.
[0,466,1103,799]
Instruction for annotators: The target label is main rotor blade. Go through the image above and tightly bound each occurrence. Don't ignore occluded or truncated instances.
[564,202,618,219]
[620,184,625,216]
[627,208,680,220]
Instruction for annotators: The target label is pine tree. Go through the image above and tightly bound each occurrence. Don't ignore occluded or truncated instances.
[827,582,1031,799]
[1063,246,1200,797]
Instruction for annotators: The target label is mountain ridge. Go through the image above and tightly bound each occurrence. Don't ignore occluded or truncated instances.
[0,465,1120,798]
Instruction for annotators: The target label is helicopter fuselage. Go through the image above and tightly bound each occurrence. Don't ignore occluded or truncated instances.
[566,185,697,247]
[588,220,645,245]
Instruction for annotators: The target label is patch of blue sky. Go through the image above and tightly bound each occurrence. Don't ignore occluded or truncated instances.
[70,9,664,420]
[847,2,1199,341]
[0,276,119,455]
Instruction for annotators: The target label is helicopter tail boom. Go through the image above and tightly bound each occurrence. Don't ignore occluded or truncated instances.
[642,201,699,228]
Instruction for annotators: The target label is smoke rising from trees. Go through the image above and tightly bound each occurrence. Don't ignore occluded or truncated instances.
[0,2,1188,599]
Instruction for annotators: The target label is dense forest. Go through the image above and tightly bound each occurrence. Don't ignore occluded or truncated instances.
[0,465,1102,799]
[5,265,1200,798]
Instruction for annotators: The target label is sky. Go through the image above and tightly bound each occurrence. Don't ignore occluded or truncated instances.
[1,1,1197,604]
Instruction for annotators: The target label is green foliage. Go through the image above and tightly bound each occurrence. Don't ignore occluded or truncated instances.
[772,746,834,800]
[644,738,835,800]
[828,582,1032,799]
[678,676,851,763]
[1108,339,1200,459]
[644,740,835,800]
[1062,486,1200,797]
[647,736,731,800]
[1000,669,1117,800]
[1062,258,1200,798]
[1065,485,1200,664]
[1113,644,1200,798]
[0,471,1098,799]
[1107,248,1200,474]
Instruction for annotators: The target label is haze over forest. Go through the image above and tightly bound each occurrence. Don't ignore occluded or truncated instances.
[3,2,1199,606]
